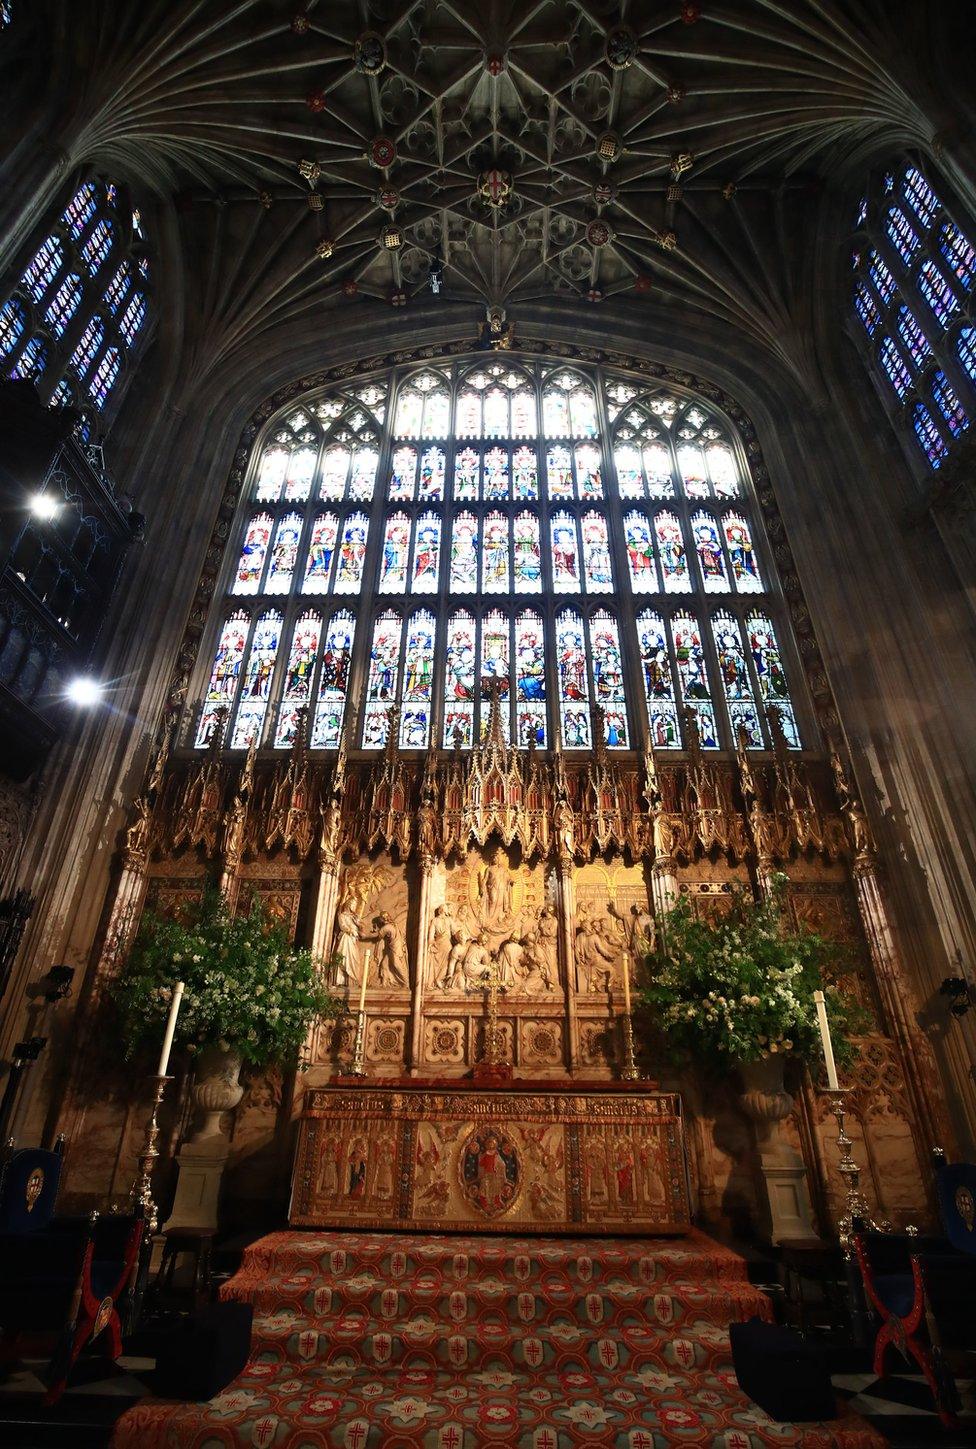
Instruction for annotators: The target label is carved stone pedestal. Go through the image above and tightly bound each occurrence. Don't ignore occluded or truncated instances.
[164,1137,230,1232]
[739,1056,815,1244]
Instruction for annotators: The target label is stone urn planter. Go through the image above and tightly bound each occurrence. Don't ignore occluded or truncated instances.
[737,1054,814,1243]
[189,1044,244,1144]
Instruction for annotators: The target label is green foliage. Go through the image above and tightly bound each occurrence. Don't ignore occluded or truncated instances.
[111,888,340,1068]
[637,875,870,1071]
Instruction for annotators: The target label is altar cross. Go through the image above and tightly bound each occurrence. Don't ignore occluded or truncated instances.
[478,957,507,1067]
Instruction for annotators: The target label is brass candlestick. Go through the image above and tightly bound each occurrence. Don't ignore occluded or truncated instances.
[620,1010,639,1081]
[130,1073,170,1235]
[349,1007,368,1076]
[824,1086,876,1252]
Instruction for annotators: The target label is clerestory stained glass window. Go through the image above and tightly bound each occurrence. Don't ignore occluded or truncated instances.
[196,360,806,757]
[1,178,151,432]
[853,162,976,470]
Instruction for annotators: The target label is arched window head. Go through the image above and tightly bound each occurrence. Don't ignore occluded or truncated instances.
[0,297,26,358]
[852,161,976,470]
[193,361,805,756]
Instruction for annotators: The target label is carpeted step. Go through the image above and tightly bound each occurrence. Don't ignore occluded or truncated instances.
[247,1306,752,1374]
[114,1356,884,1447]
[230,1227,750,1290]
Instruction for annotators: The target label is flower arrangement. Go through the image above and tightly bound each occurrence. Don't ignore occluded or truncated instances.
[111,888,340,1068]
[637,876,869,1070]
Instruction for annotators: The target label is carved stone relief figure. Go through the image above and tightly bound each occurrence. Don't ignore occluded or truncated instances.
[363,911,409,988]
[332,900,362,991]
[426,903,453,985]
[575,902,622,993]
[334,856,407,987]
[477,843,513,928]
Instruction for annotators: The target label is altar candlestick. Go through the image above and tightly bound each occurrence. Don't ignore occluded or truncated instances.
[813,988,839,1089]
[357,949,371,1015]
[156,981,184,1077]
[622,956,632,1015]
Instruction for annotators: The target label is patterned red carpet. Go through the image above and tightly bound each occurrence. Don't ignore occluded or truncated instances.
[113,1230,883,1448]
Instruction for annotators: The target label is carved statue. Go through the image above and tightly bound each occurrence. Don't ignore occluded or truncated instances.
[319,798,343,866]
[221,795,247,863]
[576,904,620,993]
[461,931,493,990]
[651,801,674,861]
[125,795,152,861]
[610,899,654,957]
[846,798,875,858]
[366,912,409,988]
[495,933,524,990]
[533,905,559,987]
[477,844,512,927]
[439,922,470,990]
[427,903,453,985]
[417,801,438,859]
[333,901,362,989]
[554,797,575,858]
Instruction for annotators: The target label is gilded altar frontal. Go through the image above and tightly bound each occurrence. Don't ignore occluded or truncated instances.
[1,3,974,1331]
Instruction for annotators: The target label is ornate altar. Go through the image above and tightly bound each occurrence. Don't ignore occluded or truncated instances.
[290,1082,690,1235]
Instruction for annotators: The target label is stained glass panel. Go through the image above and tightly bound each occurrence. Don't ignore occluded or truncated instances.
[691,511,730,593]
[200,610,250,716]
[513,512,542,593]
[265,512,303,594]
[312,610,355,747]
[512,444,538,499]
[320,445,349,500]
[390,444,417,500]
[400,611,435,748]
[0,298,25,358]
[636,611,680,747]
[678,444,709,499]
[931,371,968,437]
[444,611,476,746]
[912,402,948,468]
[232,513,273,594]
[412,513,441,593]
[302,513,339,594]
[285,445,316,502]
[515,610,546,746]
[706,444,739,498]
[424,389,450,437]
[480,608,511,742]
[550,512,580,593]
[379,512,410,593]
[917,260,959,327]
[257,443,289,501]
[419,446,445,501]
[723,512,763,593]
[896,305,931,366]
[23,235,62,301]
[334,511,369,593]
[64,184,97,239]
[456,389,481,437]
[93,342,123,402]
[644,442,674,498]
[940,221,976,291]
[867,250,896,306]
[484,445,509,500]
[569,386,598,438]
[484,387,508,438]
[902,167,939,229]
[747,612,799,747]
[274,612,322,747]
[713,611,762,747]
[624,512,657,593]
[362,611,402,747]
[581,511,613,593]
[512,389,537,438]
[81,219,113,275]
[886,206,921,265]
[543,388,570,437]
[958,327,976,385]
[394,387,423,437]
[232,610,282,748]
[450,512,478,593]
[45,273,83,335]
[671,612,718,748]
[556,609,590,749]
[454,446,479,501]
[854,280,881,337]
[589,611,627,747]
[482,512,510,594]
[546,444,574,499]
[879,337,912,399]
[615,444,643,499]
[656,511,692,593]
[350,446,379,500]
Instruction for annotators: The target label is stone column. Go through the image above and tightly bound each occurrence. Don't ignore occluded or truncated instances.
[852,850,953,1159]
[649,801,678,918]
[409,855,436,1074]
[556,853,580,1072]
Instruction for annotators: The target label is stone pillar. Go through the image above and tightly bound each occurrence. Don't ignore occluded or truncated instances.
[650,857,678,919]
[740,1057,816,1244]
[409,855,436,1074]
[852,851,953,1158]
[556,853,580,1072]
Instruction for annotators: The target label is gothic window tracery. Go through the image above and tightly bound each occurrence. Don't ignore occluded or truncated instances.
[852,161,975,469]
[0,178,151,436]
[195,358,804,755]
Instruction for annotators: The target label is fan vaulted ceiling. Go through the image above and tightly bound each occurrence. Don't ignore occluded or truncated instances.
[2,0,962,382]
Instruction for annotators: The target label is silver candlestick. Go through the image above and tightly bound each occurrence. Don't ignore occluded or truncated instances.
[824,1086,876,1252]
[130,1074,171,1235]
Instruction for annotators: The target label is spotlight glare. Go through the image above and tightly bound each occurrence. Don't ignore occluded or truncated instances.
[30,492,60,520]
[65,676,103,707]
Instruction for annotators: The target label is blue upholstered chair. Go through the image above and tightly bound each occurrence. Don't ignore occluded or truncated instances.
[0,1144,144,1404]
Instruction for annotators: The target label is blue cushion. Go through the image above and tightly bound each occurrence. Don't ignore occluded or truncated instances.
[873,1272,916,1318]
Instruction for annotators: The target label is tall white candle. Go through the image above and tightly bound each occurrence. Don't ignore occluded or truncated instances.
[813,988,839,1089]
[357,948,371,1017]
[157,981,184,1077]
[622,954,633,1016]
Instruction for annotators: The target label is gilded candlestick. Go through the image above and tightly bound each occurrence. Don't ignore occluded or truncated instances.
[824,1086,875,1252]
[130,1073,170,1235]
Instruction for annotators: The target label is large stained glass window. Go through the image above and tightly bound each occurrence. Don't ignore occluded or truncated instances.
[853,161,976,470]
[0,178,151,437]
[194,359,805,754]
